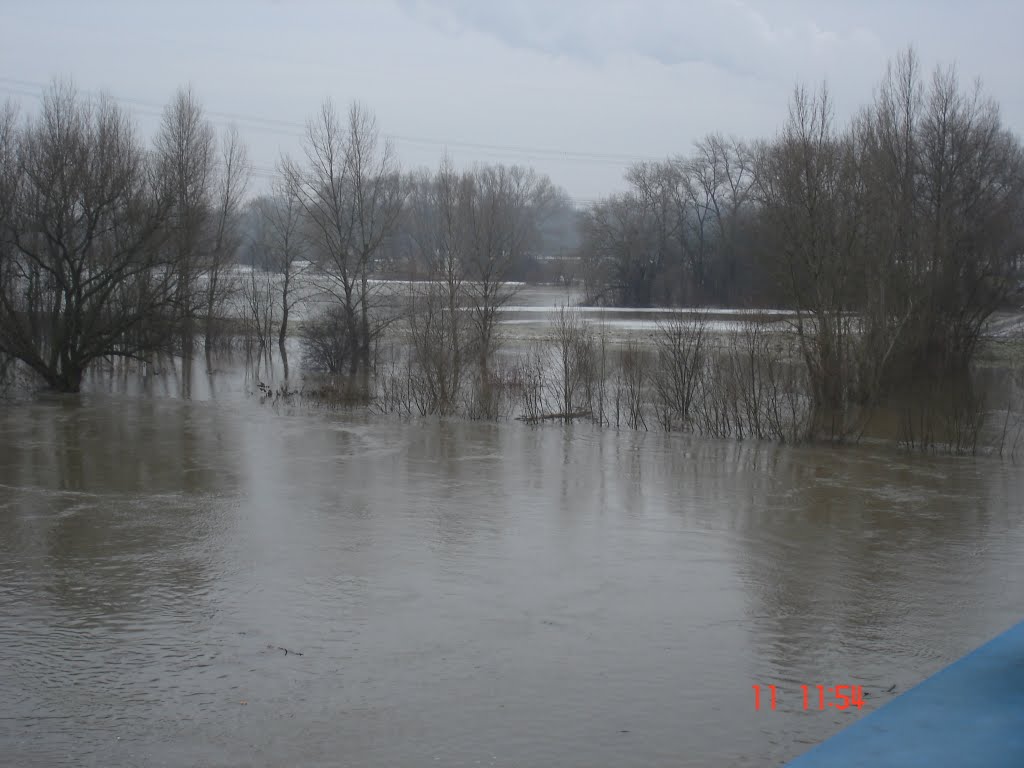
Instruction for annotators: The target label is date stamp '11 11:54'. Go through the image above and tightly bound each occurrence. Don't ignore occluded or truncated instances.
[753,684,865,711]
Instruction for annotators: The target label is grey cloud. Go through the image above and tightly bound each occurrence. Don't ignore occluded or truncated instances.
[2,0,1021,203]
[396,0,873,82]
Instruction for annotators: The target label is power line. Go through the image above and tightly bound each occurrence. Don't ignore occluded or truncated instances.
[0,77,663,167]
[0,80,621,209]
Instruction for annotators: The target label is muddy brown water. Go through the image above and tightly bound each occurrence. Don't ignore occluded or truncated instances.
[2,377,1023,768]
[2,287,1024,767]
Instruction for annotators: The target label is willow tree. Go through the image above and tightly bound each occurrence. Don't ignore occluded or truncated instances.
[0,82,174,392]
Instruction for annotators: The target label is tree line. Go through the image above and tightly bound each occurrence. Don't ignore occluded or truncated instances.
[2,47,1022,419]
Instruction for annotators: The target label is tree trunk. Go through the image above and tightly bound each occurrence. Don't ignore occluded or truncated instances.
[45,364,84,394]
[279,335,289,381]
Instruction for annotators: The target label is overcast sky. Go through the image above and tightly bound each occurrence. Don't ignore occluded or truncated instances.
[2,0,1022,205]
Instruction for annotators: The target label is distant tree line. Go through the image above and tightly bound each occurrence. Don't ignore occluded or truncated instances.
[581,132,764,308]
[583,50,1024,319]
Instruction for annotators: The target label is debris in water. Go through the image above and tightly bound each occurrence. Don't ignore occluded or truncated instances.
[266,644,304,656]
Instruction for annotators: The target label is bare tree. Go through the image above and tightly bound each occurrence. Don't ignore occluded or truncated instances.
[284,100,402,379]
[686,135,756,303]
[0,100,15,220]
[550,304,595,420]
[754,83,868,438]
[347,103,404,373]
[580,192,662,306]
[0,100,20,392]
[240,254,275,374]
[154,86,216,356]
[615,341,649,430]
[402,157,473,414]
[252,176,308,378]
[203,124,250,352]
[0,82,173,392]
[154,89,251,357]
[652,313,709,430]
[911,61,1024,374]
[627,160,686,305]
[583,144,759,309]
[463,164,556,374]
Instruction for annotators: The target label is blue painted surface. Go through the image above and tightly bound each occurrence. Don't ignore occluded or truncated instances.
[785,620,1024,767]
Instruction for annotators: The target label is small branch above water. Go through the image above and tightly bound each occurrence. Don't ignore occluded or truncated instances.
[516,410,593,423]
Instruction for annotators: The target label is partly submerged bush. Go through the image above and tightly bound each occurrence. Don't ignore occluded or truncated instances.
[300,306,358,374]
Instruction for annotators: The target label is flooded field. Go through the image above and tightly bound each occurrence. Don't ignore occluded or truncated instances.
[2,286,1024,767]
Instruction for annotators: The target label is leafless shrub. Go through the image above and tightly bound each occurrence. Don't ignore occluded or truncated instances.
[508,345,550,423]
[996,406,1023,461]
[404,280,471,416]
[898,378,990,456]
[733,320,784,440]
[241,266,276,372]
[691,321,810,442]
[1002,353,1024,460]
[945,391,987,457]
[652,314,709,430]
[298,374,373,407]
[693,348,742,439]
[466,359,521,421]
[375,345,418,416]
[300,306,358,375]
[613,342,649,430]
[591,314,611,427]
[550,305,597,421]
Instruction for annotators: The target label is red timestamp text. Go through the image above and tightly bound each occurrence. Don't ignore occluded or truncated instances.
[752,684,865,711]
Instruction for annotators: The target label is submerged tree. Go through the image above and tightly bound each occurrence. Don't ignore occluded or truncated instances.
[754,83,867,436]
[397,159,563,414]
[154,87,250,356]
[875,51,1024,377]
[462,164,557,374]
[250,177,308,378]
[0,82,176,392]
[752,50,1024,437]
[283,100,403,378]
[154,87,215,355]
[204,124,250,351]
[401,157,473,414]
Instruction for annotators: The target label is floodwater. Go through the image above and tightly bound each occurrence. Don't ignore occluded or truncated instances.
[2,288,1024,767]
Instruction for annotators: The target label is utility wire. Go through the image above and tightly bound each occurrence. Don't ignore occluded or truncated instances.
[0,80,615,208]
[0,77,663,166]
